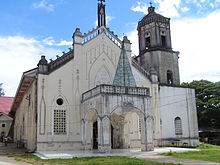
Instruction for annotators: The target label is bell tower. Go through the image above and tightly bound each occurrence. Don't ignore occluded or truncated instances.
[135,5,180,85]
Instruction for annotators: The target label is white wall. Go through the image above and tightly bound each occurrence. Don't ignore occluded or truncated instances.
[159,85,199,146]
[36,33,123,151]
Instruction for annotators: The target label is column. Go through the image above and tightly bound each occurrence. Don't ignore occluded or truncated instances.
[141,116,154,151]
[98,116,111,152]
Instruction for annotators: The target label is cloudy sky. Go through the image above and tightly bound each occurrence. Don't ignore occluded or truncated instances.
[0,0,219,96]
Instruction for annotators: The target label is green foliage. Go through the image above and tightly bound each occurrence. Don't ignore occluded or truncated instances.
[161,144,220,163]
[12,155,175,165]
[0,83,5,96]
[182,80,220,129]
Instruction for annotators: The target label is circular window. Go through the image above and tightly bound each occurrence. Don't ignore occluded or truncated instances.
[56,98,63,105]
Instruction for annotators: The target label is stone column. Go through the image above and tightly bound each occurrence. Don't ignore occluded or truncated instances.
[141,116,154,151]
[98,116,111,152]
[84,120,92,150]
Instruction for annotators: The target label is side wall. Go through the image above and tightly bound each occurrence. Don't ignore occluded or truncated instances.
[14,81,37,151]
[159,86,199,147]
[0,115,12,137]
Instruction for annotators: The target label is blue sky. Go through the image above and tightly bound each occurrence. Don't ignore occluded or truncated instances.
[0,0,220,96]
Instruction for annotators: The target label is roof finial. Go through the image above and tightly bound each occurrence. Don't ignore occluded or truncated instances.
[98,0,106,27]
[148,1,155,13]
[98,0,105,4]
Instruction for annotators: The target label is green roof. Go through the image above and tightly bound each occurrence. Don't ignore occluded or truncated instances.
[113,48,136,87]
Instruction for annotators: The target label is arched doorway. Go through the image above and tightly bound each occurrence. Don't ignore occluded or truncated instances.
[84,109,99,150]
[110,106,144,149]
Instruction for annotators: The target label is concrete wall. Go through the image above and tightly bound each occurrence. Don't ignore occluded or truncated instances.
[14,80,37,151]
[159,85,199,147]
[0,115,12,137]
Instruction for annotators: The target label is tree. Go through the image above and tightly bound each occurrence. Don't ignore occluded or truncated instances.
[182,80,220,129]
[0,83,5,96]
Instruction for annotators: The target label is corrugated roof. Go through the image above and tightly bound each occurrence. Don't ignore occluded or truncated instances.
[0,97,14,115]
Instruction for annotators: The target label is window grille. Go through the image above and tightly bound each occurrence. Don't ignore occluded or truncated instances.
[175,117,182,135]
[54,109,66,134]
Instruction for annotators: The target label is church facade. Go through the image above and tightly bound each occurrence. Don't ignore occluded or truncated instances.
[11,2,199,152]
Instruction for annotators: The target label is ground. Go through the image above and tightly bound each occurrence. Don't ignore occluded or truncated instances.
[0,142,220,165]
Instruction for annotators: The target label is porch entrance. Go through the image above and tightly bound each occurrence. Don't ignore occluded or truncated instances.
[93,121,98,149]
[111,108,144,149]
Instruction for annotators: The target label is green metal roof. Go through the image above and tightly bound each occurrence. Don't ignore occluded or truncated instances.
[113,48,136,87]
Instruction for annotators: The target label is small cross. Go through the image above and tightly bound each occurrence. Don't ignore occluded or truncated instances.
[98,0,105,4]
[149,2,153,7]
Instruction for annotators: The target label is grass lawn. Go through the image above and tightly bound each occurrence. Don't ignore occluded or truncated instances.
[9,154,175,165]
[161,144,220,163]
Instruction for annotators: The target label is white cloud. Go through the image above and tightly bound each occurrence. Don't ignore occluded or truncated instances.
[0,36,61,96]
[42,37,55,46]
[42,37,72,46]
[154,0,181,17]
[172,10,220,82]
[181,7,190,12]
[127,29,139,56]
[210,3,215,8]
[57,40,72,46]
[127,10,220,83]
[32,0,54,12]
[131,0,181,18]
[131,1,148,15]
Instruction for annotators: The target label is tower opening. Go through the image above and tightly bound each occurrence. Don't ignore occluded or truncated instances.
[167,70,173,85]
[145,37,151,49]
[161,35,166,48]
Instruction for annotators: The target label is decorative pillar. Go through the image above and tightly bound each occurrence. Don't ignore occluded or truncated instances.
[98,116,111,152]
[141,116,154,151]
[84,120,92,150]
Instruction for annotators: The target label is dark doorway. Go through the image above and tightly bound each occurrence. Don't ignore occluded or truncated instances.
[111,125,113,148]
[93,121,98,149]
[161,35,166,48]
[167,70,173,85]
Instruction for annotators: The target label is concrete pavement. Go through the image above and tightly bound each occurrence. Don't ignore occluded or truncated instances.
[0,156,31,165]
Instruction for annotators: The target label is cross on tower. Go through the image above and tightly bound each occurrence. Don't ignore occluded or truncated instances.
[98,0,105,4]
[149,2,153,7]
[98,0,106,27]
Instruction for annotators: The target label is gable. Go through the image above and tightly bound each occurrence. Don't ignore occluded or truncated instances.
[0,113,13,121]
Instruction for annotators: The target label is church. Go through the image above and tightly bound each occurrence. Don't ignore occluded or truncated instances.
[11,1,199,152]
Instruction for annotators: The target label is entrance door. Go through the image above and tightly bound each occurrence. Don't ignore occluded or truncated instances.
[111,125,113,148]
[93,121,98,149]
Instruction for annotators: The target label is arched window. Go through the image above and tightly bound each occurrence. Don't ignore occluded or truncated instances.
[145,37,151,49]
[145,32,151,49]
[167,70,173,85]
[54,98,66,135]
[174,117,182,135]
[161,35,166,47]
